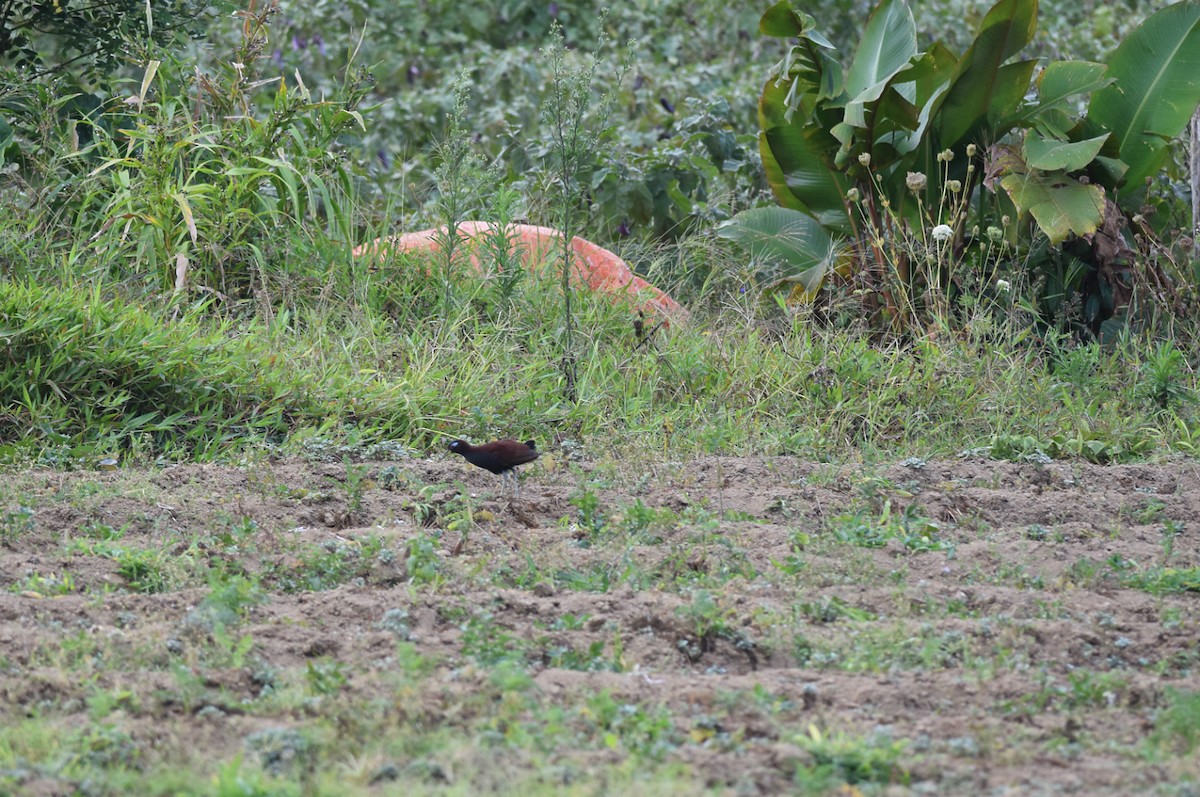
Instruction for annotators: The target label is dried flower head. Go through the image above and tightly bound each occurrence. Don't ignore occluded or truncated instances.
[906,172,927,193]
[966,143,977,158]
[931,224,954,242]
[846,187,861,202]
[946,180,962,193]
[858,152,871,167]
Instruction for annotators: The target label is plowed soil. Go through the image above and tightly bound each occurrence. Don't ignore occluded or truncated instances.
[1,454,1198,796]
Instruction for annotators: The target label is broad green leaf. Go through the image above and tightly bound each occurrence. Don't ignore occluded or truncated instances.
[1023,131,1108,172]
[1093,155,1129,184]
[890,44,957,155]
[761,44,844,127]
[760,130,807,213]
[1035,61,1110,111]
[760,2,810,38]
[904,42,959,107]
[937,0,1038,149]
[760,126,852,232]
[844,0,917,99]
[992,59,1039,123]
[999,171,1105,244]
[1086,2,1200,195]
[717,207,840,298]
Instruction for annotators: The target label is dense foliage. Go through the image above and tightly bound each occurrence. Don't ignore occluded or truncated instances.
[0,0,217,78]
[0,0,1197,464]
[723,0,1199,338]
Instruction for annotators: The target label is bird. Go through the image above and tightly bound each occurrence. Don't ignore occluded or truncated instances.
[447,438,539,497]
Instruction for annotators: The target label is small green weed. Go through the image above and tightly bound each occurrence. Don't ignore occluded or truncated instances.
[405,532,441,585]
[306,658,349,696]
[1123,567,1200,595]
[798,595,876,624]
[87,686,139,720]
[342,457,370,523]
[543,638,624,673]
[114,548,171,594]
[581,691,676,760]
[10,570,76,596]
[794,725,909,789]
[0,506,35,542]
[267,536,386,592]
[1138,341,1196,411]
[1065,670,1127,709]
[570,484,607,538]
[827,500,952,554]
[460,609,526,666]
[1149,689,1200,755]
[187,574,268,631]
[205,624,256,669]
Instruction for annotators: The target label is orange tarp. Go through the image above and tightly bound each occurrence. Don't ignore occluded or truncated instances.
[352,222,685,318]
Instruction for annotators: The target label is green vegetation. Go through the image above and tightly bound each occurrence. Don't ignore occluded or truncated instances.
[2,0,1200,795]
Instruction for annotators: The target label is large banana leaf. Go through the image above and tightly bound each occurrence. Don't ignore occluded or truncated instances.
[717,206,842,300]
[889,43,958,158]
[1017,60,1111,137]
[1033,61,1110,114]
[1085,1,1200,195]
[844,0,917,100]
[760,43,844,128]
[999,171,1105,244]
[760,125,852,232]
[1023,130,1109,172]
[937,0,1038,149]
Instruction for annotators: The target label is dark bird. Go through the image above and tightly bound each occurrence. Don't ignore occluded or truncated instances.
[448,438,539,496]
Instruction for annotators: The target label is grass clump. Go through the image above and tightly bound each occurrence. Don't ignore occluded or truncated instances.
[0,280,310,463]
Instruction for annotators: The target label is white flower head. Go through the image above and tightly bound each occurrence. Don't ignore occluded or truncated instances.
[931,224,954,243]
[996,279,1011,292]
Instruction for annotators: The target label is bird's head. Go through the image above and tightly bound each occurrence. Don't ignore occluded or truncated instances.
[448,439,467,453]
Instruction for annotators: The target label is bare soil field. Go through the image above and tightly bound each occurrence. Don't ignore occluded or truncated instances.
[1,453,1198,796]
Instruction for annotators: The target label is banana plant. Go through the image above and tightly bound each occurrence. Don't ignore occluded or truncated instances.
[1084,1,1200,198]
[724,0,1200,335]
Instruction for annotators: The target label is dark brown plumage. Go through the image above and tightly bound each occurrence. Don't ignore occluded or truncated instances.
[448,438,539,495]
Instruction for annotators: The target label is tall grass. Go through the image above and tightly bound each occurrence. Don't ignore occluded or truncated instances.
[0,3,1197,468]
[3,246,1197,466]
